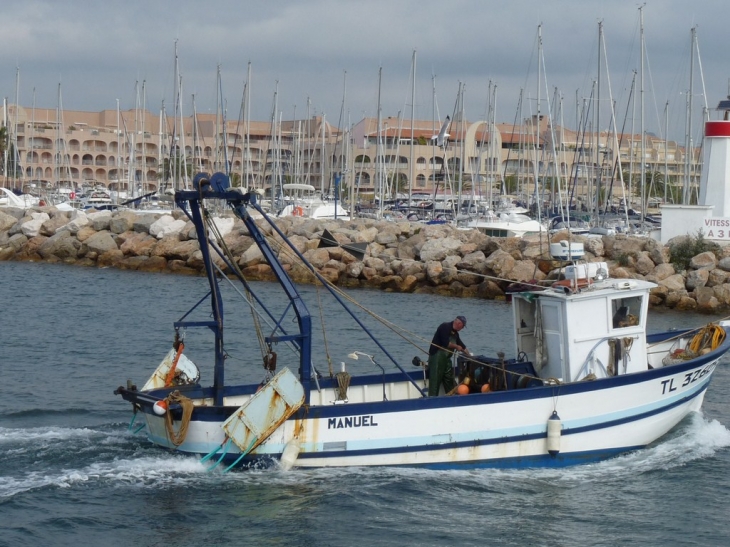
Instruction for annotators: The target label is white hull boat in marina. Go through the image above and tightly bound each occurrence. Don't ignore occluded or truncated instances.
[460,212,546,238]
[115,172,730,470]
[0,187,40,209]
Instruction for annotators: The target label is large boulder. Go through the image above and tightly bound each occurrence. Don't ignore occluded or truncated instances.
[0,211,18,232]
[40,214,71,236]
[109,211,137,234]
[64,211,90,234]
[484,249,515,278]
[87,210,113,231]
[20,212,50,237]
[119,231,159,256]
[686,269,709,290]
[37,230,80,260]
[150,215,188,239]
[659,274,687,292]
[83,230,119,255]
[419,237,462,262]
[151,237,200,260]
[690,251,718,271]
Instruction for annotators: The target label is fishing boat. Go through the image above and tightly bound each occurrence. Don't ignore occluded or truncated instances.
[115,172,730,470]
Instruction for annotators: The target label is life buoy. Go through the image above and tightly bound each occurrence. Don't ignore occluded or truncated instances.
[69,192,76,200]
[551,278,589,290]
[292,206,304,217]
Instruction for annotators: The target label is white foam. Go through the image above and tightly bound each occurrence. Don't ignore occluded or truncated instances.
[0,425,100,444]
[2,412,727,501]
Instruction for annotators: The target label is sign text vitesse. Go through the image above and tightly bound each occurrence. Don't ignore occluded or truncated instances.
[327,415,379,429]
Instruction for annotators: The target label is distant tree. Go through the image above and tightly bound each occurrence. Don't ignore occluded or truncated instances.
[504,174,518,194]
[0,126,22,180]
[161,153,192,188]
[229,172,242,187]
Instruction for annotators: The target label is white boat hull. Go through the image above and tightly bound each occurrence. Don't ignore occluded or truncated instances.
[139,354,720,469]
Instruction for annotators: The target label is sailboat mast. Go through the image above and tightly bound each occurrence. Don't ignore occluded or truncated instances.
[141,81,147,196]
[2,99,7,189]
[376,66,383,218]
[458,82,465,217]
[534,24,543,225]
[639,5,646,225]
[30,88,35,188]
[244,61,252,189]
[409,50,416,214]
[596,20,603,225]
[664,100,669,204]
[172,40,179,191]
[13,67,21,189]
[684,26,696,204]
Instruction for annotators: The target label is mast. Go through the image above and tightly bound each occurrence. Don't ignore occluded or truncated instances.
[664,100,669,204]
[457,82,465,217]
[158,101,165,193]
[172,40,179,191]
[116,99,120,195]
[684,26,696,204]
[376,66,383,219]
[243,61,252,189]
[409,50,416,214]
[130,80,139,198]
[596,20,603,225]
[178,72,188,189]
[639,5,646,225]
[141,81,147,195]
[192,94,198,174]
[29,88,35,187]
[3,98,7,189]
[13,66,21,189]
[320,113,326,196]
[534,24,543,225]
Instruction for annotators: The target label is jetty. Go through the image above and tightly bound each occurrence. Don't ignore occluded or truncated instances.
[1,205,729,312]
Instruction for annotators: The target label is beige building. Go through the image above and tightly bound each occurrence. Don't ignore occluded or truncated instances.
[2,103,701,209]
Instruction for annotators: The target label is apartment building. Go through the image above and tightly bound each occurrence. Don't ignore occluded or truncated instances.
[2,103,700,207]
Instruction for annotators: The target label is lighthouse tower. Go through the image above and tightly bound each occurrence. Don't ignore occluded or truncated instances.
[660,98,730,243]
[699,99,730,214]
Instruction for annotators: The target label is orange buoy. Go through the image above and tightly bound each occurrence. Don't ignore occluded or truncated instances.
[153,400,168,415]
[481,383,491,393]
[456,384,470,395]
[292,206,304,217]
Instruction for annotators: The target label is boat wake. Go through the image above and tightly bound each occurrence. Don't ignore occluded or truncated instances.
[478,411,730,486]
[1,411,727,502]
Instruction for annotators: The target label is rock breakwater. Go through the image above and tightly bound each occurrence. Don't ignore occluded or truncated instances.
[1,206,729,313]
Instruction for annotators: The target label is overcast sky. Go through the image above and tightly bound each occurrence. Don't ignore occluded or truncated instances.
[1,0,727,142]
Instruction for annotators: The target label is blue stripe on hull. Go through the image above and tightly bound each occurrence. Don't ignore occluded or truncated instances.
[169,381,708,470]
[293,382,708,462]
[182,445,645,470]
[150,343,724,423]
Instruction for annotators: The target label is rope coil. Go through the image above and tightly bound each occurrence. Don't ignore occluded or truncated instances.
[162,391,195,447]
[335,371,351,401]
[662,323,725,366]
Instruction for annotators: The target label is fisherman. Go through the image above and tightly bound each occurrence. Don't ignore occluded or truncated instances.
[428,315,470,396]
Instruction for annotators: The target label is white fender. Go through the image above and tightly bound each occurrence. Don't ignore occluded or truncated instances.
[547,411,562,456]
[280,439,301,471]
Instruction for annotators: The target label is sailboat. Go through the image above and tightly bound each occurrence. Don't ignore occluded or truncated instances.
[115,172,730,470]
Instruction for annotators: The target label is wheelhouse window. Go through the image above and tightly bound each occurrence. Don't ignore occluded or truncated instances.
[611,295,642,329]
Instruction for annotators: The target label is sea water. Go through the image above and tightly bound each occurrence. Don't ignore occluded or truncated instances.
[1,261,729,546]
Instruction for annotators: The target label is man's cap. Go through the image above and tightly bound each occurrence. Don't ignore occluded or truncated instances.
[456,315,467,327]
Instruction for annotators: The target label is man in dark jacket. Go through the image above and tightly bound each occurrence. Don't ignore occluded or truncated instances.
[428,315,470,396]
